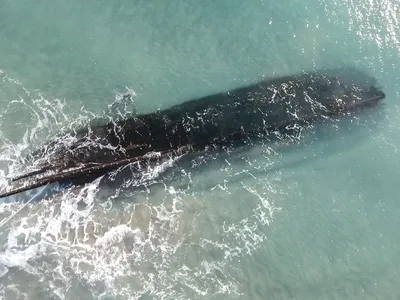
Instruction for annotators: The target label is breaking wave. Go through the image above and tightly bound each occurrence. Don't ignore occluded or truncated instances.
[0,70,284,299]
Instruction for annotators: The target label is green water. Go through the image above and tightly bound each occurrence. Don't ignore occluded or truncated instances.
[0,0,399,299]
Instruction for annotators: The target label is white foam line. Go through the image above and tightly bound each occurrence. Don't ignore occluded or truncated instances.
[0,184,49,229]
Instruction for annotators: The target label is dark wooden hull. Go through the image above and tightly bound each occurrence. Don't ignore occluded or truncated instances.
[0,67,385,199]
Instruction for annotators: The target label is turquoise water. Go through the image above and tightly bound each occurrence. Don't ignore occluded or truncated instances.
[0,0,399,299]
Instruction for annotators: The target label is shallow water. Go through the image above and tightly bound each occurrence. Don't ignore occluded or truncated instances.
[0,0,399,299]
